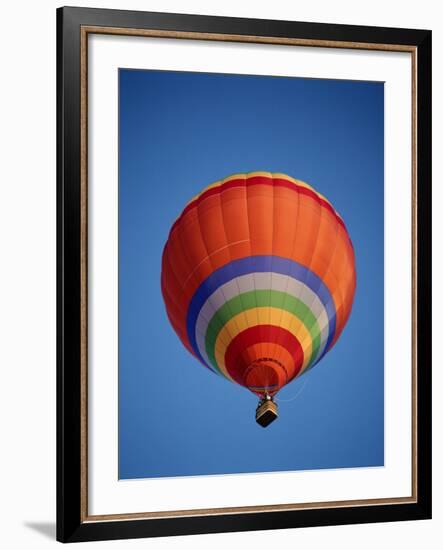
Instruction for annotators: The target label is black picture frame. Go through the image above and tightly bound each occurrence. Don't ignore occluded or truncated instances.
[57,6,432,543]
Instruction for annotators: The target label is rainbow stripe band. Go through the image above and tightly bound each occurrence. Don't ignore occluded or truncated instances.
[194,271,331,375]
[186,255,337,380]
[204,290,322,373]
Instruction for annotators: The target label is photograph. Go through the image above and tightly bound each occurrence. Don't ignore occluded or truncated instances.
[118,68,384,480]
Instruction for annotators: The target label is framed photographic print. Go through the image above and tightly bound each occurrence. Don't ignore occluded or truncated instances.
[56,6,432,543]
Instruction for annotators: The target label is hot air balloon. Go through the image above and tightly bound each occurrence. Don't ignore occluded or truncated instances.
[161,172,356,427]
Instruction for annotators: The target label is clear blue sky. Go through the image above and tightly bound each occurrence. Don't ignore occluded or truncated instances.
[118,69,384,480]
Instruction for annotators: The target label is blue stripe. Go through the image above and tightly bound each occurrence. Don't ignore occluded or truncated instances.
[186,255,337,368]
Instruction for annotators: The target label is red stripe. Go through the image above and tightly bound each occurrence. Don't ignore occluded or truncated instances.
[224,325,304,389]
[168,176,346,238]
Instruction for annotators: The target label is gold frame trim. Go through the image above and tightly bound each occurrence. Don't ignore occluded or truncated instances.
[80,26,418,523]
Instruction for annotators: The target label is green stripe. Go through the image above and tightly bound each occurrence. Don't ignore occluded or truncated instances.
[205,289,322,374]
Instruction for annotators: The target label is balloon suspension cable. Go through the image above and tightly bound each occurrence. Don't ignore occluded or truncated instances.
[255,392,278,428]
[274,377,309,403]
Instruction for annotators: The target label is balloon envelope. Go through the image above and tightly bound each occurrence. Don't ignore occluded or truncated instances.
[161,172,356,399]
